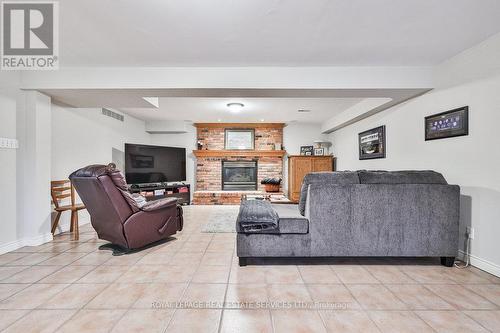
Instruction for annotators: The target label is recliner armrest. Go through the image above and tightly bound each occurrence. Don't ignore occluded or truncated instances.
[141,197,178,212]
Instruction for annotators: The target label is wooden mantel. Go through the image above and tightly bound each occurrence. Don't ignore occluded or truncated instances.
[193,150,286,158]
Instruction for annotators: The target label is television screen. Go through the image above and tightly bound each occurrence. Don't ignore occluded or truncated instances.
[125,143,186,184]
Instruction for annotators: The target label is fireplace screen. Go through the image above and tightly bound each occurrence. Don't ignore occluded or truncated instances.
[222,160,258,190]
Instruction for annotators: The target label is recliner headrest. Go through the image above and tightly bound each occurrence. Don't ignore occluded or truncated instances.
[69,163,117,179]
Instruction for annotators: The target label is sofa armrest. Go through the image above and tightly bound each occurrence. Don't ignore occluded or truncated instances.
[141,197,178,212]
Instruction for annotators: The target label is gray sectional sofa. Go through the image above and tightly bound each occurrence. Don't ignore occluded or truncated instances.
[236,170,460,267]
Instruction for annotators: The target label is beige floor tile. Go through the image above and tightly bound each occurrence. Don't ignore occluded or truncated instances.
[307,284,361,310]
[102,252,146,266]
[0,266,28,281]
[6,253,58,266]
[271,309,327,333]
[201,252,233,266]
[71,252,112,266]
[181,283,226,308]
[347,284,408,310]
[444,268,493,284]
[0,310,29,331]
[267,284,312,305]
[0,284,69,309]
[136,252,173,265]
[206,240,235,253]
[464,310,500,333]
[38,265,96,284]
[111,309,174,333]
[386,284,454,310]
[369,310,434,333]
[133,283,187,309]
[425,284,497,310]
[37,252,88,266]
[118,265,163,283]
[86,283,148,309]
[166,309,221,333]
[364,265,415,284]
[77,265,129,284]
[298,266,341,284]
[41,284,108,309]
[57,309,126,333]
[2,266,63,283]
[320,310,380,332]
[0,253,29,265]
[3,309,76,333]
[229,266,267,284]
[416,310,489,332]
[332,266,380,284]
[169,252,203,266]
[265,266,303,284]
[220,309,272,333]
[64,243,99,253]
[225,284,268,309]
[469,267,500,284]
[192,265,230,283]
[464,284,500,307]
[0,284,29,301]
[154,264,197,283]
[401,266,457,284]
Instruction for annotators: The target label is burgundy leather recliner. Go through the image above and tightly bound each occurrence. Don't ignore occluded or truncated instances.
[69,164,183,250]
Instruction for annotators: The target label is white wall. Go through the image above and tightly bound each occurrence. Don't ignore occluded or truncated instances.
[149,125,197,196]
[0,72,20,251]
[282,123,329,192]
[330,74,500,276]
[51,106,150,231]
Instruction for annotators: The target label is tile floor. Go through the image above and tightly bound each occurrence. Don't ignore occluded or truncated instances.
[0,205,499,332]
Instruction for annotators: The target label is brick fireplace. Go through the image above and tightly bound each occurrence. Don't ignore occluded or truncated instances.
[192,123,285,205]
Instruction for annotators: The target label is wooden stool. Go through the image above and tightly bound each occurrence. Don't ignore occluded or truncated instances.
[51,180,86,240]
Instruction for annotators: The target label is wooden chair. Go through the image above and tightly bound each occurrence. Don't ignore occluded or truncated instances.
[51,180,86,240]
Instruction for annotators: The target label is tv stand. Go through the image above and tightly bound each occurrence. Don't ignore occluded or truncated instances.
[129,183,190,205]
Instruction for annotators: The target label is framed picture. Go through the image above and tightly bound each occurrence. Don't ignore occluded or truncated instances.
[225,129,254,150]
[313,148,324,156]
[425,106,469,141]
[300,145,314,156]
[359,125,386,160]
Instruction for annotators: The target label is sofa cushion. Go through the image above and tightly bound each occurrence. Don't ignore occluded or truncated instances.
[358,170,448,185]
[273,204,309,234]
[298,171,360,216]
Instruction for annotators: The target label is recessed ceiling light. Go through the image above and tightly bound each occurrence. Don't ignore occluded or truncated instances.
[227,102,244,112]
[217,119,222,122]
[298,109,311,113]
[260,119,265,122]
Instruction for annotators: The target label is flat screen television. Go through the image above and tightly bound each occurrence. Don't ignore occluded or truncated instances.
[125,143,186,184]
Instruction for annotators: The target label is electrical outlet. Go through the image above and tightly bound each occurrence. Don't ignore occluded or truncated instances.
[466,226,475,239]
[0,138,19,149]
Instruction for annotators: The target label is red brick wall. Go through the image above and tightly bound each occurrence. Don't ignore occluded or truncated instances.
[195,125,284,192]
[197,126,282,150]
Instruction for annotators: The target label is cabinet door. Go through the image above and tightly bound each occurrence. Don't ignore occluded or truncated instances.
[312,157,332,172]
[290,158,312,201]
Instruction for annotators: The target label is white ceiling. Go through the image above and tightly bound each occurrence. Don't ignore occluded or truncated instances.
[120,97,363,123]
[59,0,500,67]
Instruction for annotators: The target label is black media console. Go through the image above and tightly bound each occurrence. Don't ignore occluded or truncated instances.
[129,183,190,205]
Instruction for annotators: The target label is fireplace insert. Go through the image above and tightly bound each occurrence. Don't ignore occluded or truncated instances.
[222,160,258,190]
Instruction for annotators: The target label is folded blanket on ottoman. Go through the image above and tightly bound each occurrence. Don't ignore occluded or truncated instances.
[237,200,279,233]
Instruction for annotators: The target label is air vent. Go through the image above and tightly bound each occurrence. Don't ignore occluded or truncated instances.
[297,109,311,113]
[102,108,124,122]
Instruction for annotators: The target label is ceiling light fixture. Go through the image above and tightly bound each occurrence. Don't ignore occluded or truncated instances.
[227,102,244,112]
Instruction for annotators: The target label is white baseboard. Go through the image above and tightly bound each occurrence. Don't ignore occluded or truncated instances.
[0,232,54,255]
[458,250,500,277]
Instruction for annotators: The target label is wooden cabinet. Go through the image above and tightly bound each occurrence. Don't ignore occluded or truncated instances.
[288,155,334,202]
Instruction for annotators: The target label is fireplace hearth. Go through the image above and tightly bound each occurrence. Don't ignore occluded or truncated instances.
[222,160,258,190]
